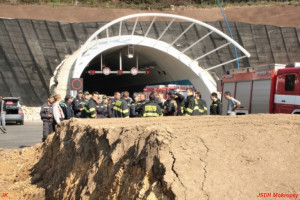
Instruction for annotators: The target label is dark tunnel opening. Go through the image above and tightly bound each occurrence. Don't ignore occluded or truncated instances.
[80,45,194,96]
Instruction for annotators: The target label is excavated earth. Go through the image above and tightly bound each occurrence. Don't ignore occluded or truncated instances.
[0,114,300,200]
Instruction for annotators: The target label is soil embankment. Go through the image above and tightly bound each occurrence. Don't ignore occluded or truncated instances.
[0,114,299,199]
[0,4,299,27]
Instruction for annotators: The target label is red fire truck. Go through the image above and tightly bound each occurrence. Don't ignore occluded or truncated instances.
[143,84,194,99]
[220,63,300,115]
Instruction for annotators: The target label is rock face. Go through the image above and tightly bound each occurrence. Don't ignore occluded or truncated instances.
[1,114,300,200]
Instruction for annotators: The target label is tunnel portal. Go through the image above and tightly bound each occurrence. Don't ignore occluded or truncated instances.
[81,45,198,96]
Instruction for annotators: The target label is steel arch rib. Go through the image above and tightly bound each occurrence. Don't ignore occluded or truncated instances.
[75,13,251,70]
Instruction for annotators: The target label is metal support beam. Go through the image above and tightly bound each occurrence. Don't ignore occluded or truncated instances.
[119,52,122,70]
[157,18,175,41]
[182,31,213,53]
[106,28,109,43]
[144,16,157,37]
[195,42,231,61]
[206,55,247,71]
[100,54,103,70]
[170,22,195,46]
[136,54,139,70]
[131,17,139,35]
[119,21,122,39]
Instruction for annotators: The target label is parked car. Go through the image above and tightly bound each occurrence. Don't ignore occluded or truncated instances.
[3,97,24,125]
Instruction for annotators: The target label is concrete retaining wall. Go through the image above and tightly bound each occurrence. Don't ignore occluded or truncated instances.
[0,18,299,106]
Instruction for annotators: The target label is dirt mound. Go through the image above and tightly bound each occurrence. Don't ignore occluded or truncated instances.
[1,114,300,199]
[0,4,299,27]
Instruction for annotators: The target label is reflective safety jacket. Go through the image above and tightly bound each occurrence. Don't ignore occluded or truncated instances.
[40,102,53,122]
[163,99,177,116]
[61,101,75,119]
[112,99,129,118]
[96,102,108,118]
[72,97,87,118]
[82,98,98,118]
[136,100,147,117]
[129,101,139,118]
[197,99,208,115]
[183,95,200,116]
[142,100,163,117]
[175,93,185,116]
[210,99,222,115]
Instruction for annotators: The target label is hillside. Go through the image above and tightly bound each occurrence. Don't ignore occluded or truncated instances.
[0,4,299,27]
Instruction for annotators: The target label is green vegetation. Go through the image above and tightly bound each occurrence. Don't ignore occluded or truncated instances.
[1,0,299,9]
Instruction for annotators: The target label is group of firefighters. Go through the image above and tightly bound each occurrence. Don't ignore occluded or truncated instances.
[40,88,240,142]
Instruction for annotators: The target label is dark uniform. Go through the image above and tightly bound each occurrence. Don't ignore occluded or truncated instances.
[129,101,139,118]
[84,98,98,118]
[96,102,108,118]
[108,98,116,118]
[198,99,208,115]
[175,93,185,116]
[157,99,164,110]
[183,95,200,116]
[61,102,75,119]
[0,100,6,127]
[210,99,222,115]
[142,100,163,117]
[136,100,147,117]
[122,97,133,106]
[163,99,177,116]
[40,102,54,142]
[112,99,129,118]
[72,97,87,118]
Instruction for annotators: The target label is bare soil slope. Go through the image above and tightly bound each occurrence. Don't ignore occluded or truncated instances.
[0,4,299,27]
[0,114,299,199]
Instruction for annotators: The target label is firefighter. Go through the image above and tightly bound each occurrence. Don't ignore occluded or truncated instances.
[224,91,241,116]
[83,91,90,101]
[80,91,91,118]
[96,95,108,118]
[183,88,200,116]
[142,92,163,117]
[163,90,177,116]
[157,92,165,109]
[195,92,208,115]
[72,90,86,118]
[136,92,147,117]
[40,95,54,142]
[61,94,75,120]
[0,96,7,133]
[122,91,133,106]
[52,94,65,129]
[84,92,99,118]
[210,92,222,115]
[174,91,185,116]
[112,92,129,118]
[129,92,139,117]
[108,92,118,118]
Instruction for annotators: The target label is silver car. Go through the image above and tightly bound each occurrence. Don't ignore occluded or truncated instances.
[3,97,24,125]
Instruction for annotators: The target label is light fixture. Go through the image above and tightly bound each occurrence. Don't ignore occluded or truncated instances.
[127,45,134,58]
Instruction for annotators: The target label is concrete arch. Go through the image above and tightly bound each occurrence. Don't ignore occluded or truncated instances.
[50,13,251,104]
[71,13,250,96]
[72,35,216,94]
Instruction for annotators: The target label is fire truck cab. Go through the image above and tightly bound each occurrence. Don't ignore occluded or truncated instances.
[274,64,300,114]
[220,63,300,115]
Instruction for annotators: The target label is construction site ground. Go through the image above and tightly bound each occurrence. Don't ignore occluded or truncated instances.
[0,115,299,199]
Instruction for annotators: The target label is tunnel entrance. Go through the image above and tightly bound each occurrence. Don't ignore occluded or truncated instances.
[80,45,196,96]
[62,13,250,104]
